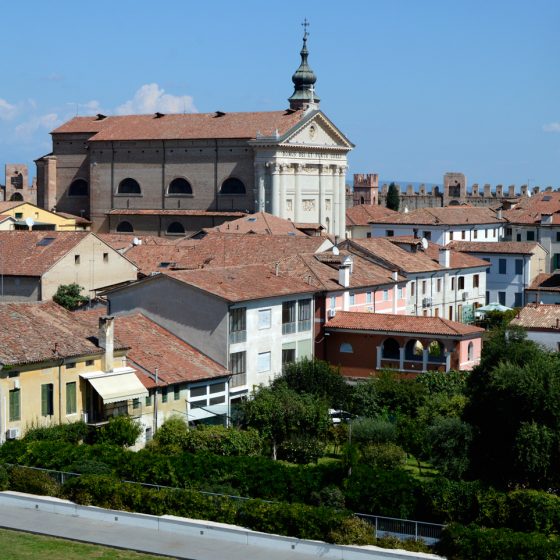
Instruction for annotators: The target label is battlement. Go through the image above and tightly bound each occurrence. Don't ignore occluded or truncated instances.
[353,173,378,188]
[379,182,556,198]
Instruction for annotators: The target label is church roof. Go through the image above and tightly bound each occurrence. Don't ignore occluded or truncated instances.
[51,110,305,141]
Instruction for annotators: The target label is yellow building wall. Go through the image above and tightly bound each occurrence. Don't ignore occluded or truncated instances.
[42,234,138,300]
[2,203,85,231]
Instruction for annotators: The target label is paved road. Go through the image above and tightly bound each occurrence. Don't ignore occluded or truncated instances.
[0,507,322,560]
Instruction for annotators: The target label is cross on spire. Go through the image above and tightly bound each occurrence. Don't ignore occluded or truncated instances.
[302,18,310,39]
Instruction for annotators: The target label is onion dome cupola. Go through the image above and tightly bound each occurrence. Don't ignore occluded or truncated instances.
[288,19,320,110]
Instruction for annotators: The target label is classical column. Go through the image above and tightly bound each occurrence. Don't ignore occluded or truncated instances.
[331,165,339,237]
[399,347,405,372]
[445,351,451,372]
[279,164,287,219]
[422,348,429,372]
[270,163,280,217]
[319,164,327,227]
[376,345,383,370]
[293,164,303,223]
[338,166,347,239]
[254,163,265,212]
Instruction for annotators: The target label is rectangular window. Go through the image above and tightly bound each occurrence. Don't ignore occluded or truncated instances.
[434,308,440,317]
[498,291,506,305]
[410,282,415,297]
[386,230,394,237]
[145,391,153,407]
[366,232,372,238]
[297,299,311,331]
[514,292,523,307]
[209,395,225,406]
[66,362,76,369]
[398,286,403,299]
[349,292,355,305]
[451,277,455,290]
[9,389,20,421]
[174,385,181,401]
[132,398,140,410]
[422,280,427,295]
[423,231,431,240]
[366,291,372,304]
[229,307,246,343]
[485,229,489,239]
[210,382,226,394]
[461,230,466,240]
[74,255,80,264]
[66,382,77,415]
[381,289,387,301]
[556,232,560,243]
[103,252,109,262]
[436,278,442,292]
[448,306,453,320]
[330,295,336,309]
[516,233,522,241]
[282,348,296,365]
[15,212,23,219]
[506,227,513,237]
[41,383,54,416]
[458,276,465,290]
[257,351,271,373]
[486,291,490,305]
[515,259,523,275]
[282,300,296,334]
[190,386,207,398]
[258,308,272,330]
[473,229,478,239]
[161,387,168,403]
[499,259,507,274]
[230,351,246,375]
[473,274,480,289]
[85,359,94,367]
[190,400,207,409]
[527,231,535,241]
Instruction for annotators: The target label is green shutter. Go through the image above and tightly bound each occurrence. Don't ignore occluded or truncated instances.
[66,382,77,415]
[9,390,20,421]
[41,384,48,416]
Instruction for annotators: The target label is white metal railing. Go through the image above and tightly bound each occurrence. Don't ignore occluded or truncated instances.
[282,322,296,335]
[229,330,246,344]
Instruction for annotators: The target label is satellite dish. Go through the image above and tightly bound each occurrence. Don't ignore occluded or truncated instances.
[404,206,409,213]
[25,217,34,230]
[332,246,340,256]
[132,237,141,246]
[421,237,429,251]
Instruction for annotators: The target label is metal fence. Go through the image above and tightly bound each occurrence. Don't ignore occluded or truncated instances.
[5,463,445,543]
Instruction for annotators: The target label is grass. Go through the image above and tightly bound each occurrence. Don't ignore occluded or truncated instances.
[0,528,172,560]
[403,456,438,480]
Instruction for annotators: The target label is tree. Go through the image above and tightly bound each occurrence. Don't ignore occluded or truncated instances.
[386,182,400,211]
[426,417,472,479]
[241,382,329,460]
[53,283,89,310]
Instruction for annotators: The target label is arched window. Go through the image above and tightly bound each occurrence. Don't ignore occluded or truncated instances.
[220,177,246,195]
[9,192,23,201]
[339,342,353,354]
[168,178,192,195]
[117,178,141,194]
[467,342,474,361]
[68,179,88,197]
[166,222,185,235]
[360,196,365,204]
[382,338,400,360]
[405,339,424,361]
[116,221,134,233]
[427,341,445,363]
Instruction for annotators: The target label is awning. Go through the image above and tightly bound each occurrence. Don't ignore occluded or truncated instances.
[84,371,148,404]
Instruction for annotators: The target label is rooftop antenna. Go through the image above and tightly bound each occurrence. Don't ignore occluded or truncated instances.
[25,217,34,231]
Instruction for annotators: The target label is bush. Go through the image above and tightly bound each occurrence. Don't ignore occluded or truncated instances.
[310,485,346,509]
[376,535,431,553]
[9,466,60,497]
[328,517,375,545]
[0,464,9,491]
[151,415,188,452]
[351,417,397,445]
[23,421,89,444]
[360,443,407,470]
[277,435,325,464]
[95,416,142,447]
[181,425,263,457]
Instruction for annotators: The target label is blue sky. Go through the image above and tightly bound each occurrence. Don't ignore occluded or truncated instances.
[1,0,559,188]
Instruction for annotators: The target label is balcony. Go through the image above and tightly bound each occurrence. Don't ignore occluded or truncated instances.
[282,322,297,335]
[298,319,311,332]
[230,372,247,388]
[229,330,246,344]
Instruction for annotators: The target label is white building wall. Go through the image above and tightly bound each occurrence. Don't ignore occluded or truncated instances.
[525,330,560,351]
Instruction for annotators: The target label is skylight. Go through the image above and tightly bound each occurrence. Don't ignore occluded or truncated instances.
[37,237,55,246]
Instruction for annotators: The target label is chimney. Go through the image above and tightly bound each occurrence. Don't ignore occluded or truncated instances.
[338,256,352,288]
[392,271,398,281]
[98,316,115,372]
[497,209,503,220]
[439,248,451,268]
[541,213,553,225]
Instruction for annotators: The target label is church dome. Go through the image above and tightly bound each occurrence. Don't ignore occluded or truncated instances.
[288,28,320,110]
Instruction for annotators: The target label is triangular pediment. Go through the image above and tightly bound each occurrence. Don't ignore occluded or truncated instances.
[280,111,354,150]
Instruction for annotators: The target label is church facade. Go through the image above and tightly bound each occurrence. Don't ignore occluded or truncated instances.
[36,32,353,238]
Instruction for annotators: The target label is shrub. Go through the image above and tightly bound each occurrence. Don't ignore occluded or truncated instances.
[310,485,346,509]
[376,535,431,553]
[327,517,375,545]
[9,466,60,497]
[0,465,9,491]
[151,415,188,453]
[95,416,142,447]
[182,425,263,457]
[277,435,325,464]
[360,443,407,470]
[351,417,397,445]
[23,421,89,444]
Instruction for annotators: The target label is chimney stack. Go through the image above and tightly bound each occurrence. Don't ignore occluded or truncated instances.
[338,256,352,288]
[98,316,115,372]
[439,248,451,268]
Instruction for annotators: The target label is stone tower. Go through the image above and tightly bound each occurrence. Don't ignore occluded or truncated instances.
[288,20,320,110]
[443,172,467,206]
[4,164,36,204]
[352,174,378,206]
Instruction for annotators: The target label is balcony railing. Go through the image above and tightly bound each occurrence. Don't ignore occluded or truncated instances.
[229,330,246,344]
[230,372,247,388]
[282,322,296,335]
[298,319,311,332]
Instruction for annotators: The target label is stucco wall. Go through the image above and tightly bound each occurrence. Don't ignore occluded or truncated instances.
[0,276,41,302]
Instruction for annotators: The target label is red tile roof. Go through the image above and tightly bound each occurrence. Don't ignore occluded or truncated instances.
[97,234,183,252]
[76,310,227,385]
[0,201,25,213]
[370,206,504,226]
[448,241,543,255]
[0,231,89,276]
[166,264,317,302]
[510,304,560,330]
[345,204,399,226]
[504,192,560,224]
[55,212,92,225]
[52,110,305,141]
[204,212,306,236]
[527,273,560,292]
[326,311,484,337]
[0,302,127,366]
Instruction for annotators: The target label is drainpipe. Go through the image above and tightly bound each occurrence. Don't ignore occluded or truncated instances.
[58,360,63,424]
[161,140,166,209]
[214,139,219,210]
[154,367,159,435]
[110,141,115,212]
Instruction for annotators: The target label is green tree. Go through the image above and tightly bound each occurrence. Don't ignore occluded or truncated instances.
[426,417,472,479]
[241,382,329,460]
[96,415,142,448]
[53,283,89,310]
[386,182,400,211]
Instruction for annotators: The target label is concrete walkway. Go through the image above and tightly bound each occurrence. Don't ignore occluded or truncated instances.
[0,506,317,560]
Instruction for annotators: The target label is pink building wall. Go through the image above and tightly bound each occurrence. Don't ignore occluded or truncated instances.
[458,337,482,370]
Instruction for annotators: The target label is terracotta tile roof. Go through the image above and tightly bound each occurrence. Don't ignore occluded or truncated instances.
[0,201,24,213]
[510,304,560,330]
[345,204,399,226]
[346,238,488,272]
[448,241,543,255]
[277,251,403,291]
[97,234,182,252]
[0,214,13,223]
[203,212,306,236]
[55,212,92,225]
[326,310,484,337]
[124,244,201,275]
[503,192,560,224]
[76,310,227,385]
[166,264,317,303]
[527,273,560,292]
[0,302,127,366]
[52,110,305,141]
[108,209,246,217]
[370,206,504,225]
[0,231,89,276]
